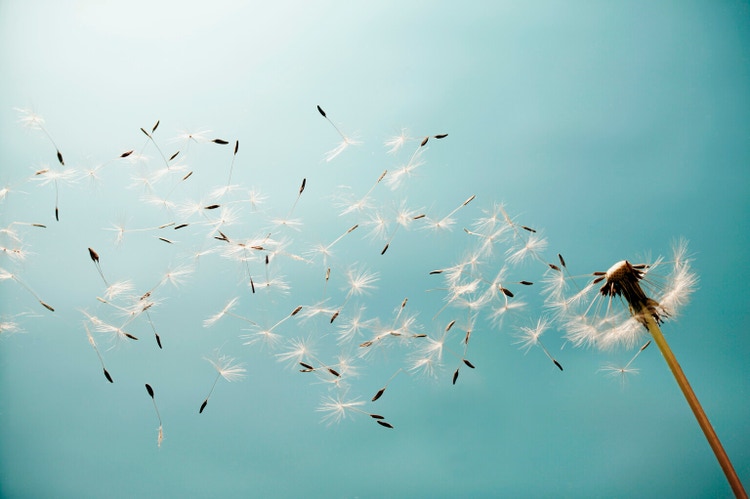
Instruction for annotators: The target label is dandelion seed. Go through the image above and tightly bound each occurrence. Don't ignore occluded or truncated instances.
[1,268,54,312]
[317,105,361,161]
[199,351,246,414]
[514,317,562,371]
[85,324,113,383]
[144,383,163,447]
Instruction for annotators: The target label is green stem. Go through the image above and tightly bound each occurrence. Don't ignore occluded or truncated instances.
[642,309,747,498]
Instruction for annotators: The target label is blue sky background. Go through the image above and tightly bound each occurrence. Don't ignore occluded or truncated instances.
[1,1,749,498]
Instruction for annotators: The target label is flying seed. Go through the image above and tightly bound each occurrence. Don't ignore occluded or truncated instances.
[372,387,386,401]
[158,237,173,244]
[124,333,139,341]
[140,127,150,137]
[519,281,533,285]
[446,320,455,331]
[120,150,134,158]
[103,368,113,383]
[199,399,208,413]
[381,243,389,255]
[413,214,426,220]
[553,360,563,371]
[152,120,160,133]
[558,253,567,268]
[32,223,46,228]
[522,226,536,233]
[145,384,154,399]
[420,136,429,147]
[56,150,64,165]
[548,263,561,272]
[204,204,220,210]
[377,421,394,429]
[330,311,339,323]
[182,171,193,181]
[174,224,188,230]
[55,208,59,221]
[169,151,180,161]
[370,414,385,420]
[463,359,475,369]
[291,305,302,316]
[452,369,459,385]
[462,194,476,206]
[316,105,326,118]
[212,139,229,145]
[250,277,255,293]
[299,178,306,194]
[500,287,514,298]
[234,140,239,155]
[327,368,340,377]
[299,362,315,370]
[41,301,55,312]
[433,133,448,139]
[88,247,100,262]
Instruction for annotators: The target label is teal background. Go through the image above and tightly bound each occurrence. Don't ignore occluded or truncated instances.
[1,1,749,498]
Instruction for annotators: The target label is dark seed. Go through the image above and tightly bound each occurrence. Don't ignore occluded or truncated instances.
[199,399,208,413]
[372,388,385,402]
[56,150,64,165]
[121,150,134,158]
[316,105,326,118]
[463,359,475,369]
[553,360,563,371]
[145,384,154,398]
[88,247,100,262]
[103,368,113,383]
[452,369,459,385]
[420,136,429,147]
[377,421,394,429]
[212,139,229,145]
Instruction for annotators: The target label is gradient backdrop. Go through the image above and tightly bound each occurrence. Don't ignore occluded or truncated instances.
[1,2,749,498]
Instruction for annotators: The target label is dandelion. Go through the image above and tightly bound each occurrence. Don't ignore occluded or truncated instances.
[317,105,361,162]
[513,316,563,371]
[553,239,744,497]
[0,267,54,312]
[316,393,393,429]
[384,128,411,154]
[199,351,246,414]
[144,383,163,448]
[84,323,114,383]
[16,108,65,167]
[599,340,651,388]
[31,165,78,221]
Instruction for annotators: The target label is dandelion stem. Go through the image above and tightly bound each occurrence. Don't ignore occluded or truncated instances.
[641,309,746,498]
